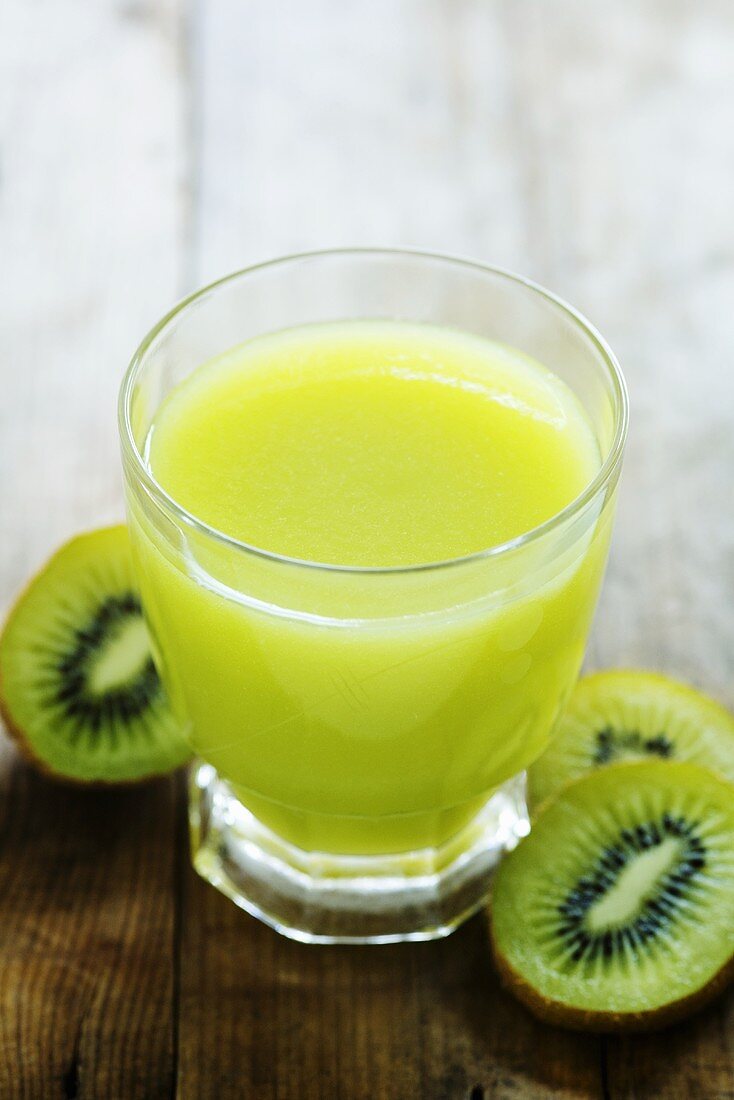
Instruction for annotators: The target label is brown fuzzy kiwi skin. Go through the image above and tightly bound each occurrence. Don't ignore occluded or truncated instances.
[0,528,188,788]
[488,913,734,1033]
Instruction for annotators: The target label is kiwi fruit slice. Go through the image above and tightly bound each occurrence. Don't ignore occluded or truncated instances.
[491,761,734,1031]
[528,670,734,812]
[0,525,190,783]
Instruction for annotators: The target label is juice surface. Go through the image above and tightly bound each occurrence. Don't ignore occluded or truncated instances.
[132,322,611,854]
[148,323,599,567]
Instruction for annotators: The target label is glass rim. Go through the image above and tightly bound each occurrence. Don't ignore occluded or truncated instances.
[118,246,629,576]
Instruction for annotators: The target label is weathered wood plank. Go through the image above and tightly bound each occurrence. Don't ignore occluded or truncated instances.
[0,0,187,1095]
[181,0,734,1096]
[190,0,530,282]
[516,0,734,704]
[0,751,181,1099]
[0,0,187,589]
[177,869,603,1100]
[3,0,734,1095]
[180,2,600,1098]
[514,4,734,1095]
[603,1003,734,1100]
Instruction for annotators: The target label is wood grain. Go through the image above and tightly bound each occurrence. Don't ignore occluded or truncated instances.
[0,0,187,1096]
[0,0,187,588]
[0,752,183,1098]
[2,0,734,1096]
[177,867,604,1100]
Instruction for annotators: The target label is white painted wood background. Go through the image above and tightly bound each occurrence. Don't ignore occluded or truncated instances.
[2,0,734,700]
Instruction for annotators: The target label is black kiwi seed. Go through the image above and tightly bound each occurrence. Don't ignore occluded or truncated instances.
[527,670,734,812]
[493,762,734,1032]
[555,814,707,966]
[0,525,190,783]
[593,726,674,766]
[53,592,161,735]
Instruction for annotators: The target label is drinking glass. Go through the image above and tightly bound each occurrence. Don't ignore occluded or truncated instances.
[119,249,628,943]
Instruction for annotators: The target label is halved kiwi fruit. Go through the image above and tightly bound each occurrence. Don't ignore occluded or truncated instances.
[0,525,190,783]
[528,670,734,812]
[491,761,734,1031]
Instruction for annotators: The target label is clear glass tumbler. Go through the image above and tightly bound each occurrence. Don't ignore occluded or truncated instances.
[119,249,627,943]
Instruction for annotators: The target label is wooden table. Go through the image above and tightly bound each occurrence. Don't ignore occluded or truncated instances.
[2,1,733,1095]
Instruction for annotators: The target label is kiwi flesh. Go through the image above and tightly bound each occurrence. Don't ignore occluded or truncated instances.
[491,761,734,1031]
[528,670,734,812]
[0,525,190,783]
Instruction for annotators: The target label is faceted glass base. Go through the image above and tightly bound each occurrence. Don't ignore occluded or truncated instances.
[189,762,529,944]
